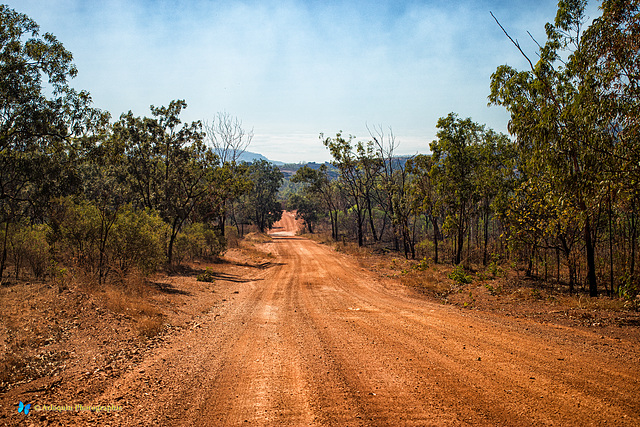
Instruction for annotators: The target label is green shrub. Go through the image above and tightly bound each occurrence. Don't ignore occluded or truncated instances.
[449,264,472,285]
[174,223,226,265]
[108,206,167,275]
[174,224,206,265]
[11,223,51,279]
[203,227,226,259]
[487,261,503,277]
[197,267,216,282]
[484,283,502,296]
[413,257,430,271]
[48,196,101,270]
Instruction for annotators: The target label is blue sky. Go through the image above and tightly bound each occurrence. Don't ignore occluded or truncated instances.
[11,0,601,162]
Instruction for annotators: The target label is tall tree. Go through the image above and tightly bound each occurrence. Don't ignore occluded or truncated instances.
[0,5,104,277]
[490,0,607,295]
[322,132,379,246]
[291,164,340,239]
[245,160,283,232]
[474,129,517,266]
[408,154,443,263]
[203,112,254,235]
[110,100,214,265]
[369,125,416,258]
[430,113,483,265]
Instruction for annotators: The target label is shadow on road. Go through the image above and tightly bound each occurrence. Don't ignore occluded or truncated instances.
[149,281,192,295]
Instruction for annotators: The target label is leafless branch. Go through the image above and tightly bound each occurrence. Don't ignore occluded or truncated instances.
[491,11,536,73]
[203,112,253,165]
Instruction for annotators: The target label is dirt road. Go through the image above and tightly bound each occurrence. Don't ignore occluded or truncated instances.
[81,212,640,425]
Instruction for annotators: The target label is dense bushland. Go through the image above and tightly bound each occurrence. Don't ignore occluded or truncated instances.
[0,5,282,286]
[289,0,640,299]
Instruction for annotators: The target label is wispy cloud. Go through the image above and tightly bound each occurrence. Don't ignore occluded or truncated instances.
[10,0,594,162]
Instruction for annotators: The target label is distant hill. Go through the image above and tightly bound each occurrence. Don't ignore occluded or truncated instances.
[278,161,339,180]
[235,150,285,166]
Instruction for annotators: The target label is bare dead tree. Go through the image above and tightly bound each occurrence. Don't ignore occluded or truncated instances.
[203,112,254,165]
[368,124,416,257]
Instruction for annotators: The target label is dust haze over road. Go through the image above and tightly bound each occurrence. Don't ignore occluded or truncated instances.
[97,211,639,426]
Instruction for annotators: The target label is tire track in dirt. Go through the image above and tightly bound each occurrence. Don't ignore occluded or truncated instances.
[89,211,640,426]
[287,230,639,425]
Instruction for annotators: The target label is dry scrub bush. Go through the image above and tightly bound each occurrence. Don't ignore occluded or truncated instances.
[400,267,451,297]
[107,207,167,275]
[47,198,168,281]
[225,226,240,248]
[8,222,51,279]
[101,271,164,337]
[174,223,226,264]
[137,315,164,338]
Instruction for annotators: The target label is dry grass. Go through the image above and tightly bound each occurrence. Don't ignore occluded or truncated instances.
[243,232,273,244]
[137,315,164,338]
[303,232,335,246]
[398,267,452,297]
[572,295,628,311]
[100,271,164,337]
[238,233,276,261]
[0,281,71,391]
[225,227,240,249]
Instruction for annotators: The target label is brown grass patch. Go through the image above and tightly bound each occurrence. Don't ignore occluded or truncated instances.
[137,315,164,338]
[303,232,334,246]
[99,271,164,337]
[398,268,452,297]
[243,232,273,244]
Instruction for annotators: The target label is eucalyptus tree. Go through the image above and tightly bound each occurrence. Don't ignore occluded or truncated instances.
[407,154,443,263]
[474,129,517,266]
[322,132,366,246]
[110,100,215,265]
[369,125,399,249]
[322,132,382,246]
[369,125,416,257]
[245,160,283,232]
[430,113,484,265]
[291,164,340,239]
[490,0,609,295]
[577,0,640,293]
[0,5,105,277]
[203,112,254,235]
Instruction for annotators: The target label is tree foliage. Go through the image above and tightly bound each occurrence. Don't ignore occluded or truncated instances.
[245,160,283,233]
[0,5,278,285]
[490,0,639,296]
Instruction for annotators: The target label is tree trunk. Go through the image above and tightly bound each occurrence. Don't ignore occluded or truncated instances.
[432,216,440,264]
[366,199,377,242]
[455,223,464,265]
[483,208,490,266]
[526,245,534,277]
[630,209,637,285]
[556,247,560,284]
[168,219,180,266]
[585,217,598,297]
[608,189,614,296]
[219,213,226,237]
[330,210,338,240]
[0,221,9,280]
[356,209,364,247]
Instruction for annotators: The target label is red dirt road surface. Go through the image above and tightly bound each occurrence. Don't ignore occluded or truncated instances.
[20,211,640,425]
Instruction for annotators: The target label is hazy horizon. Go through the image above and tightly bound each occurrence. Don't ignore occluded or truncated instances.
[11,0,602,162]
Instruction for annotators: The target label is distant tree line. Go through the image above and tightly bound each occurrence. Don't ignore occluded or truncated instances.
[289,0,639,298]
[0,5,282,285]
